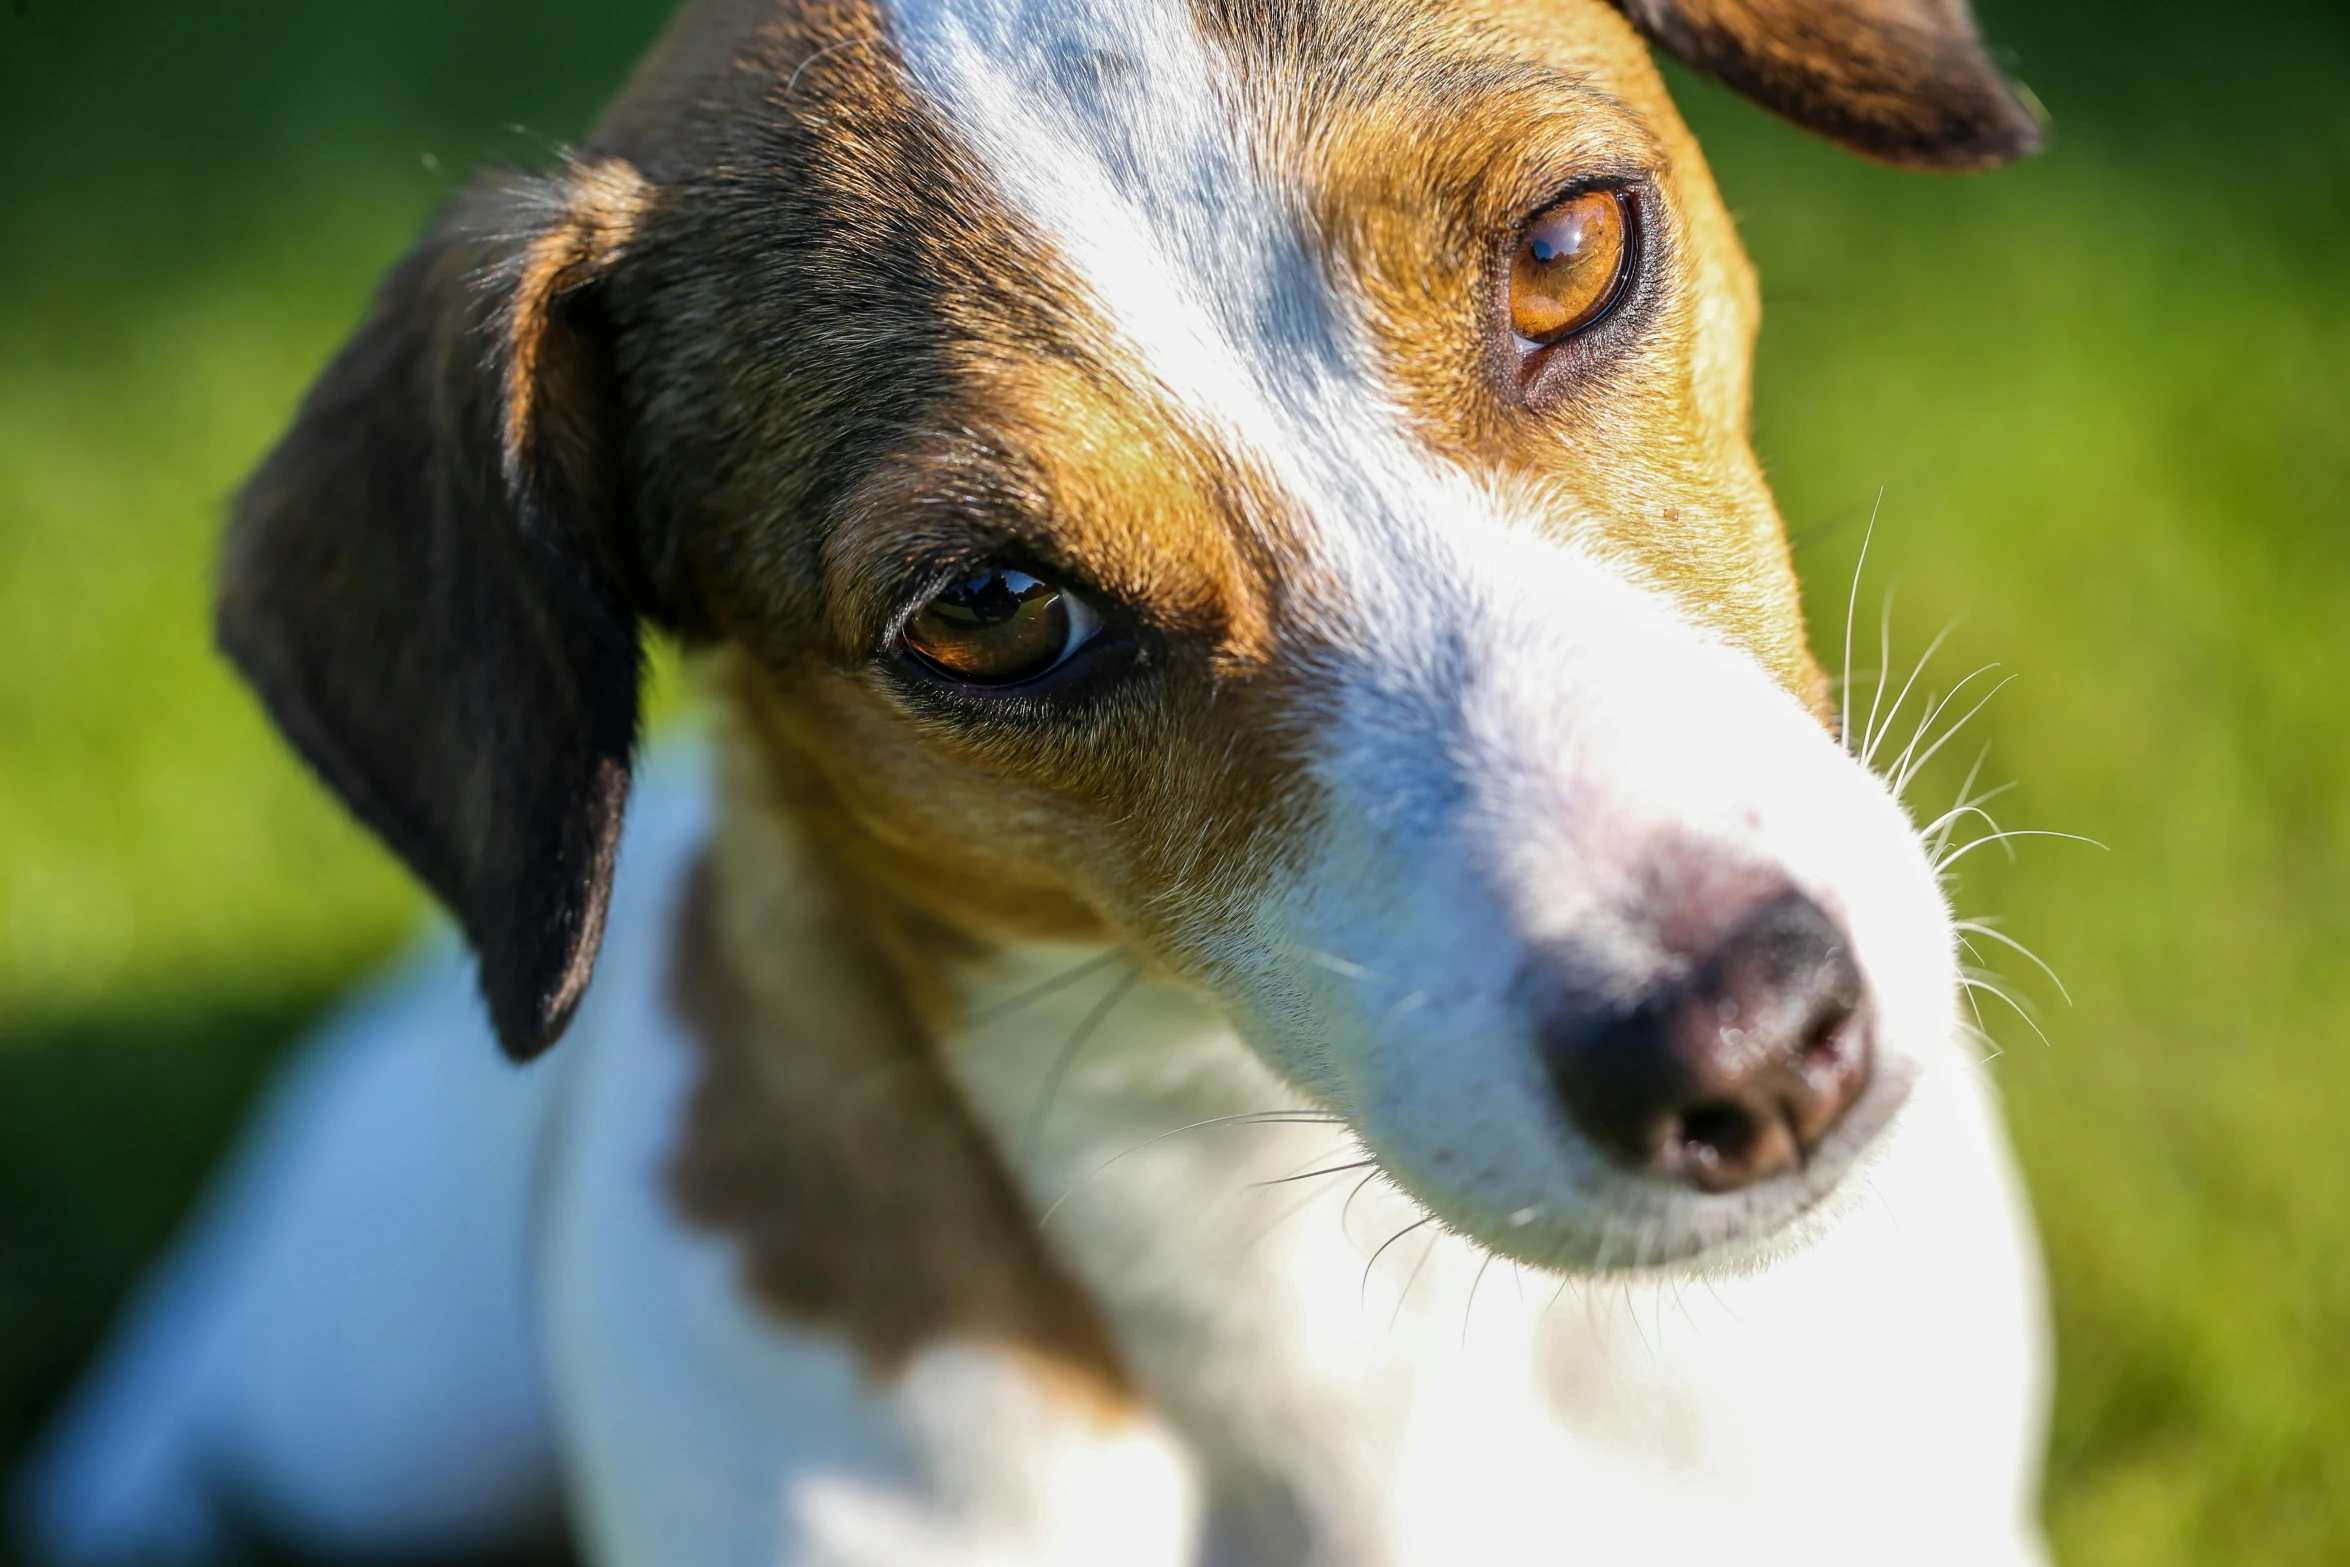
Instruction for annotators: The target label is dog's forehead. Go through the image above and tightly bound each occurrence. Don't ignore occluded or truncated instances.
[877,0,1652,441]
[889,0,1389,407]
[879,0,1411,616]
[606,0,1813,697]
[873,0,1693,606]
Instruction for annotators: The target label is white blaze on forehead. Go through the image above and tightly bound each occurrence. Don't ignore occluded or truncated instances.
[879,1,1959,1266]
[883,0,1341,448]
[880,0,1543,614]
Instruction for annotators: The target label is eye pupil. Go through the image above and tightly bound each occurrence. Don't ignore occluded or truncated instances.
[903,568,1089,686]
[1509,189,1630,348]
[928,569,1042,631]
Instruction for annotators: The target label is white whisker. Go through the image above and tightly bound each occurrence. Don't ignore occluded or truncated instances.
[1036,1109,1344,1227]
[1885,661,2001,789]
[1862,615,1963,771]
[1960,970,2054,1049]
[1919,774,2015,861]
[1860,578,1902,766]
[1892,674,2018,797]
[1937,828,2106,874]
[1954,919,2074,1006]
[1838,491,1883,751]
[1362,1215,1441,1313]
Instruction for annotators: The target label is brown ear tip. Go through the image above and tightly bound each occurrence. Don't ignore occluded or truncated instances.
[479,946,594,1062]
[470,816,623,1063]
[1895,70,2047,171]
[1613,0,2047,172]
[487,1002,574,1063]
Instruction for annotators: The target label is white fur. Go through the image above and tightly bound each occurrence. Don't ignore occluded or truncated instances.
[889,0,1959,1266]
[1242,536,1959,1268]
[18,939,567,1564]
[947,937,2047,1565]
[24,2,2051,1559]
[537,758,1201,1567]
[25,749,2046,1563]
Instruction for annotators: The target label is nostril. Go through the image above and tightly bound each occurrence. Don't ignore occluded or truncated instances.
[1676,1101,1759,1168]
[1672,1097,1803,1192]
[1543,889,1876,1194]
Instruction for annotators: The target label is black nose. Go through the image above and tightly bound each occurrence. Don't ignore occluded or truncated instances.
[1547,892,1872,1193]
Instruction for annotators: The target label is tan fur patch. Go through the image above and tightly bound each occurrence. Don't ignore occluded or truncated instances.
[665,711,1132,1402]
[499,159,652,483]
[1221,0,1825,707]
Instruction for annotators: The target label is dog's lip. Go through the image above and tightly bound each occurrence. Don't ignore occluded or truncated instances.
[1382,1048,1921,1275]
[1583,1049,1921,1268]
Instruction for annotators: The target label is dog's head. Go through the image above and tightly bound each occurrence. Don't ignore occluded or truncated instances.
[220,0,2037,1269]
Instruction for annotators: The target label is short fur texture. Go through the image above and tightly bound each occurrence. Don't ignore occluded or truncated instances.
[26,1,2053,1563]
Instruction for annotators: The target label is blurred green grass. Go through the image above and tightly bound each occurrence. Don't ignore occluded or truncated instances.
[1,2,2345,1562]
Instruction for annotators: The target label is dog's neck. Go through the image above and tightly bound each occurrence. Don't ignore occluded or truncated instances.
[671,678,1994,1555]
[682,674,1574,1546]
[693,657,1361,1244]
[688,664,1384,1298]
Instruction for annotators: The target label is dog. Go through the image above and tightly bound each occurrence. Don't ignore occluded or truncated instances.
[23,0,2054,1561]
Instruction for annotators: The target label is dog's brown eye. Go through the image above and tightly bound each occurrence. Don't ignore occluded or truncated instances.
[902,568,1101,687]
[1510,190,1631,346]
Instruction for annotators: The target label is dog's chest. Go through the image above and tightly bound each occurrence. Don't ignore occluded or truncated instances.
[551,765,2044,1563]
[934,945,1768,1555]
[930,942,2047,1564]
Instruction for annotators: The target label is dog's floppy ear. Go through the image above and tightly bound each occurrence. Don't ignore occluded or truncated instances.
[220,158,655,1061]
[1609,0,2041,169]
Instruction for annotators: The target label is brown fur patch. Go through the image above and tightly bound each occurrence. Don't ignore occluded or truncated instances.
[219,157,656,1060]
[1609,0,2041,169]
[664,720,1133,1401]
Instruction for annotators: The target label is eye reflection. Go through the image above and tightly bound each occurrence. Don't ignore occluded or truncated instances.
[1509,189,1632,347]
[901,568,1100,687]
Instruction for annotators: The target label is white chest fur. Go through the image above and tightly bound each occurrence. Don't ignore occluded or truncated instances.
[942,942,2052,1565]
[23,750,2051,1567]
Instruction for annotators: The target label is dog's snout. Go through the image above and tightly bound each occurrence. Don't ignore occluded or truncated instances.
[1547,892,1873,1194]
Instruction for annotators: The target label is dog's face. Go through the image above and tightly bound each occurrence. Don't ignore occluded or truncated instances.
[220,0,2036,1268]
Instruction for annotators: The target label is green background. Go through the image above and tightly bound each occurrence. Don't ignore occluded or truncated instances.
[2,1,2345,1560]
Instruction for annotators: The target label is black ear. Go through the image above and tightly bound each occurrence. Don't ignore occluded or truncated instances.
[220,158,655,1060]
[1610,0,2042,169]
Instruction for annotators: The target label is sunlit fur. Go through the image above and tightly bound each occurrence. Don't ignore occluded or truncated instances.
[23,0,2055,1562]
[785,0,1947,1269]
